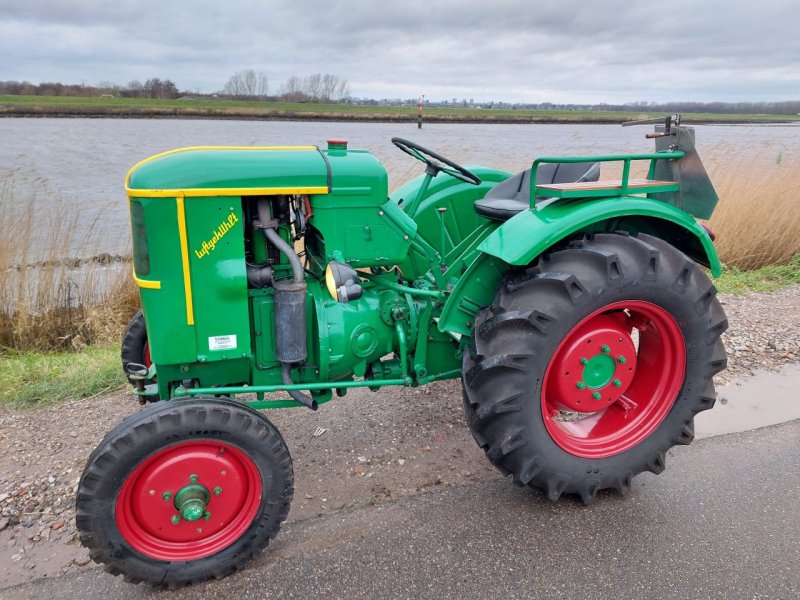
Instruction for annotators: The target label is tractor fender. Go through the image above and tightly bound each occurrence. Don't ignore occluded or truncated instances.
[438,198,721,337]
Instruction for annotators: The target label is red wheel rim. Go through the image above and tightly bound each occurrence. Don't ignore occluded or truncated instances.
[542,300,685,458]
[116,441,262,561]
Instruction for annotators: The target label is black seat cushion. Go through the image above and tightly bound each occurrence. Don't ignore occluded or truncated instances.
[474,162,600,221]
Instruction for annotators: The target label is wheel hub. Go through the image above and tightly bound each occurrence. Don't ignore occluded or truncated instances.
[549,314,637,411]
[173,484,211,522]
[581,353,616,389]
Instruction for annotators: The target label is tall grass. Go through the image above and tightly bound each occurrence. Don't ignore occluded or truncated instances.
[708,148,800,270]
[0,182,138,352]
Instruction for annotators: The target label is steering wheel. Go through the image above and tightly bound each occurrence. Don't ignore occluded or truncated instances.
[391,137,481,186]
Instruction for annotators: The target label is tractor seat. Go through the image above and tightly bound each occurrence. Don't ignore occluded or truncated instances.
[474,162,600,221]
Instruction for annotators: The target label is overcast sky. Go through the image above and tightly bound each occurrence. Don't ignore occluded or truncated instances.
[1,0,798,104]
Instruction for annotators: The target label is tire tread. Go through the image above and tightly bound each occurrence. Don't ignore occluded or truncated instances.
[76,397,293,587]
[462,232,728,504]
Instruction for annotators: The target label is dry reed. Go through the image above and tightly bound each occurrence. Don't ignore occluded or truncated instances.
[0,182,138,352]
[707,147,800,270]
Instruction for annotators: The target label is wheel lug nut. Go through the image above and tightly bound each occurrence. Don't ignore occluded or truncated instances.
[592,391,602,400]
[612,379,622,387]
[580,358,589,366]
[162,491,172,501]
[213,486,223,496]
[189,474,199,483]
[575,382,586,390]
[617,356,627,364]
[171,515,180,525]
[203,511,212,521]
[601,345,611,354]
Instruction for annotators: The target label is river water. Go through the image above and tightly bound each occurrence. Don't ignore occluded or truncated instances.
[1,117,797,257]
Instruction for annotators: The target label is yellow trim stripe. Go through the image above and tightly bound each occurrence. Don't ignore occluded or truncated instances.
[133,270,161,290]
[126,185,329,198]
[125,145,319,188]
[175,195,195,326]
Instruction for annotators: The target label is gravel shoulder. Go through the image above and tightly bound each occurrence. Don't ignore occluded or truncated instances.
[1,285,798,589]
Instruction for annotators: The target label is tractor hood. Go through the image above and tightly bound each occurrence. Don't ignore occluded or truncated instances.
[126,146,331,197]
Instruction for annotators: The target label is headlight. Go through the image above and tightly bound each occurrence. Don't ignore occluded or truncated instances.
[324,261,363,303]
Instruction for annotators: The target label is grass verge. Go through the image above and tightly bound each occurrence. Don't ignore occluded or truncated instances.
[716,254,800,295]
[0,345,125,407]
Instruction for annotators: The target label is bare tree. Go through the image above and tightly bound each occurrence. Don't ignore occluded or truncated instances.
[223,70,269,98]
[223,72,244,95]
[127,80,144,98]
[280,75,306,101]
[142,78,178,99]
[319,74,337,102]
[242,69,257,96]
[256,73,268,98]
[334,79,351,102]
[306,74,322,100]
[278,73,351,103]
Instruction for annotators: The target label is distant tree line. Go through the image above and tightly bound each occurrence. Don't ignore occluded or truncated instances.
[0,72,353,104]
[585,100,800,115]
[0,78,181,99]
[0,80,116,97]
[218,71,351,103]
[519,100,800,115]
[125,79,180,99]
[1,78,796,113]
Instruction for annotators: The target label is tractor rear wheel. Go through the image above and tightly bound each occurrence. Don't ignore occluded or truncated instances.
[462,233,727,504]
[121,309,158,402]
[76,397,293,586]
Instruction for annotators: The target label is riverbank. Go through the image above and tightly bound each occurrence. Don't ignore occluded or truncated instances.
[2,96,799,124]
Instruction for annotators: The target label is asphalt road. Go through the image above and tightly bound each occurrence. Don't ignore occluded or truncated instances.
[5,419,799,600]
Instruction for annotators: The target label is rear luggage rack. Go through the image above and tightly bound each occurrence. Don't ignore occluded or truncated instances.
[531,152,685,205]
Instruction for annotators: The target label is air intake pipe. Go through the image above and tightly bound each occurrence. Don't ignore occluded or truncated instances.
[256,199,317,411]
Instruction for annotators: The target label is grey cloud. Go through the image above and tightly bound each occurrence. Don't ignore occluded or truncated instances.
[0,0,798,102]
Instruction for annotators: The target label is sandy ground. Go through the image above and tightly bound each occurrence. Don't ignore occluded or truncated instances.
[0,285,798,588]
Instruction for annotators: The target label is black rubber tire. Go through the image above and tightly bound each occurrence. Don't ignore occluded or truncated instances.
[462,232,728,504]
[76,397,294,586]
[121,309,158,402]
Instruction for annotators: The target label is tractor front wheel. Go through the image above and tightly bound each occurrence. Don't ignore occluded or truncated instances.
[462,233,728,504]
[121,310,158,402]
[76,397,293,586]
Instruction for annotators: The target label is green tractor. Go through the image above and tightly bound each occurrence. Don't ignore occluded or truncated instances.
[77,116,727,585]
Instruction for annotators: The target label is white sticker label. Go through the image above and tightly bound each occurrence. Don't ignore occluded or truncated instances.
[209,335,237,351]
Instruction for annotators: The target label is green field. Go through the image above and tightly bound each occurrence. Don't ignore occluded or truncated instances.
[2,95,799,124]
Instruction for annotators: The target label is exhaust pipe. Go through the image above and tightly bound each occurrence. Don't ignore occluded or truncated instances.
[256,199,317,410]
[274,277,317,411]
[281,364,318,411]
